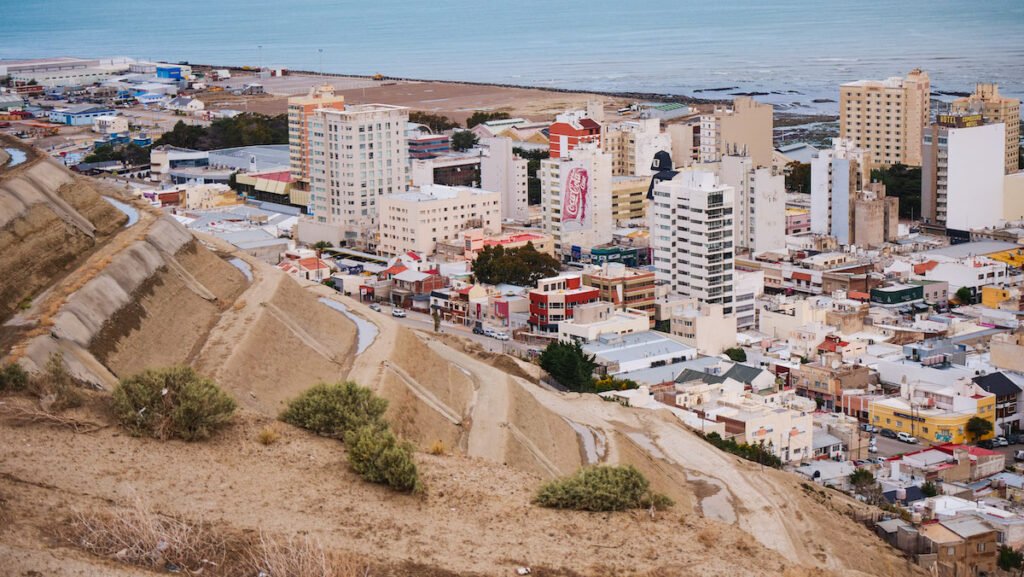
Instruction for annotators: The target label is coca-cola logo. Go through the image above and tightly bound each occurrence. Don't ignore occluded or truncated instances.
[562,167,588,224]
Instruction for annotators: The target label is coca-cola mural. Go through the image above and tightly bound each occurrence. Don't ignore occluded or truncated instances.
[560,166,590,232]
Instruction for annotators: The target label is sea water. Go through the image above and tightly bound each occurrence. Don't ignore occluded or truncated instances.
[2,0,1022,112]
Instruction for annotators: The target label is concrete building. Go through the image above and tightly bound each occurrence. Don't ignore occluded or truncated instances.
[669,300,737,356]
[582,263,656,322]
[540,143,613,258]
[699,97,774,167]
[287,84,346,190]
[410,152,482,188]
[921,114,1006,236]
[852,182,899,248]
[791,355,872,410]
[548,106,602,159]
[603,117,671,176]
[839,69,930,166]
[610,176,649,223]
[720,155,786,254]
[584,331,697,376]
[652,170,735,312]
[92,115,128,135]
[810,138,870,245]
[952,83,1021,174]
[557,301,650,343]
[306,104,409,247]
[480,137,529,222]
[667,120,700,168]
[456,230,555,261]
[869,379,996,445]
[528,274,600,334]
[378,184,500,257]
[48,104,115,126]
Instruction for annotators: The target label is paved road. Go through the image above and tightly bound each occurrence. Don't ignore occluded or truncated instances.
[374,303,531,356]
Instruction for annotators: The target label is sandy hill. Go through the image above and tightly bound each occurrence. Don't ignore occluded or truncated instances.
[0,140,922,576]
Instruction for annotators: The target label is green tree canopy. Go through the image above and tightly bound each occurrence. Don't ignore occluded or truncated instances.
[966,416,994,442]
[723,347,747,362]
[450,130,478,151]
[871,163,921,220]
[955,286,973,305]
[466,110,511,128]
[408,111,459,132]
[155,113,288,150]
[539,340,598,392]
[785,161,811,194]
[471,242,560,286]
[998,545,1024,572]
[848,468,875,490]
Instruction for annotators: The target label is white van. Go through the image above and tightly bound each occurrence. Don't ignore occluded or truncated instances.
[897,432,918,444]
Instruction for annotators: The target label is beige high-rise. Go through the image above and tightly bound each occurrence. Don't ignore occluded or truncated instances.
[288,84,346,189]
[840,69,930,167]
[952,83,1020,174]
[699,97,773,168]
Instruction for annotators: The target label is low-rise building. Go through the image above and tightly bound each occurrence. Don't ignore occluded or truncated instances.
[583,331,697,375]
[869,379,996,444]
[669,300,738,356]
[378,184,500,257]
[528,274,600,334]
[557,301,651,343]
[790,353,872,410]
[581,262,656,323]
[918,517,998,577]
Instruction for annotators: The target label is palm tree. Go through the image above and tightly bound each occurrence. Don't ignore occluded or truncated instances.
[311,241,332,282]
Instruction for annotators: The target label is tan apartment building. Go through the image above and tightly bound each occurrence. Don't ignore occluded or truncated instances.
[852,182,899,248]
[287,84,346,190]
[378,184,500,257]
[952,83,1021,174]
[610,176,649,223]
[582,262,656,322]
[840,69,930,166]
[699,97,774,168]
[791,353,872,410]
[602,117,671,176]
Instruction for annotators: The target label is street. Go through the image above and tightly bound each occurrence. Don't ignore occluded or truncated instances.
[373,303,532,356]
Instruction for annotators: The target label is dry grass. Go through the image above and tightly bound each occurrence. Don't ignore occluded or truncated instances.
[248,531,370,577]
[257,425,281,445]
[428,440,446,456]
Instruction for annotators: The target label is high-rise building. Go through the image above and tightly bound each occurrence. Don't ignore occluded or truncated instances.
[921,113,1005,237]
[540,143,613,258]
[810,138,870,245]
[548,105,603,159]
[719,155,786,255]
[651,170,735,313]
[287,84,346,190]
[602,117,672,176]
[610,176,650,224]
[307,103,409,248]
[699,97,773,168]
[480,136,529,222]
[378,184,501,257]
[839,69,930,167]
[952,83,1021,174]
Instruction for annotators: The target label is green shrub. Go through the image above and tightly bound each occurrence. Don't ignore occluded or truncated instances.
[534,465,673,512]
[0,362,29,392]
[280,381,387,439]
[112,367,236,441]
[702,431,783,468]
[344,425,420,493]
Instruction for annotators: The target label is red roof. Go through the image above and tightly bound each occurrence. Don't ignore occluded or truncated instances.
[914,261,939,275]
[578,118,601,131]
[254,170,292,183]
[297,257,330,271]
[849,291,871,301]
[933,443,999,457]
[792,271,812,282]
[405,251,422,261]
[817,339,850,353]
[457,286,473,295]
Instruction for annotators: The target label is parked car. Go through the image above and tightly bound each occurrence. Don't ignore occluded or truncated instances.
[391,308,406,318]
[493,332,510,341]
[995,436,1010,447]
[853,459,870,467]
[1008,434,1023,445]
[897,432,918,444]
[868,445,879,453]
[483,328,497,338]
[979,439,996,450]
[880,428,898,439]
[369,303,381,312]
[472,322,485,335]
[861,424,878,433]
[871,457,886,465]
[1016,450,1024,462]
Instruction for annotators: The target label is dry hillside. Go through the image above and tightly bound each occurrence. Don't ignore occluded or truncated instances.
[0,141,923,576]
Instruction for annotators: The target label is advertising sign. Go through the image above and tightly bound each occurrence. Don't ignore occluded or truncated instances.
[560,166,590,232]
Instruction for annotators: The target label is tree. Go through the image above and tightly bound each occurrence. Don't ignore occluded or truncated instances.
[154,113,288,150]
[920,480,938,498]
[466,110,510,128]
[515,147,549,205]
[450,130,478,151]
[966,416,994,442]
[280,381,388,439]
[871,163,922,220]
[785,161,811,194]
[432,309,441,332]
[955,286,973,305]
[112,367,236,441]
[471,242,560,286]
[311,240,332,282]
[998,545,1024,572]
[539,340,598,392]
[723,347,747,363]
[408,111,459,132]
[848,468,875,491]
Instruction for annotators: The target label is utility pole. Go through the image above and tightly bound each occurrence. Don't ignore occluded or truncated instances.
[318,48,323,77]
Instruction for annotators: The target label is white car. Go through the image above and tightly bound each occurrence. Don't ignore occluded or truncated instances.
[493,332,509,341]
[391,308,406,318]
[483,328,497,338]
[897,432,918,444]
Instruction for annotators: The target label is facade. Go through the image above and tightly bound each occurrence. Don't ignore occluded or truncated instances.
[458,230,555,261]
[851,182,899,248]
[557,302,650,343]
[869,380,996,444]
[699,97,774,167]
[610,176,650,223]
[921,115,1006,235]
[951,83,1020,174]
[480,137,529,222]
[786,208,811,235]
[540,143,613,257]
[410,153,482,188]
[603,117,671,176]
[307,104,409,248]
[791,357,872,410]
[720,155,786,254]
[528,274,600,333]
[287,84,346,190]
[839,69,930,166]
[669,301,737,356]
[582,263,656,322]
[810,138,870,245]
[548,108,602,159]
[408,133,450,159]
[378,184,500,257]
[972,372,1024,435]
[651,170,735,313]
[92,115,128,135]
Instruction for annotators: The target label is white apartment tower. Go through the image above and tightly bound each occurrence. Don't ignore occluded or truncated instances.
[719,155,786,255]
[540,143,613,258]
[480,136,529,222]
[652,170,736,313]
[308,104,409,248]
[810,138,869,245]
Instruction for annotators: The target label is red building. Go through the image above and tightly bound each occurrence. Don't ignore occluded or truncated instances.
[528,274,600,333]
[549,114,601,159]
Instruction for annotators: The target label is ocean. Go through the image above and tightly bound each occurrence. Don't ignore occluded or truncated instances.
[3,0,1024,113]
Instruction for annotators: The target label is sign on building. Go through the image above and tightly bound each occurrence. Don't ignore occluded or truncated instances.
[561,166,590,232]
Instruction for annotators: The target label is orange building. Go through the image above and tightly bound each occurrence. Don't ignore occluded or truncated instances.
[287,84,345,190]
[549,111,601,159]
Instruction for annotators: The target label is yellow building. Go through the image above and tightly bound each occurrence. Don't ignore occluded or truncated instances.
[611,176,649,223]
[869,381,996,444]
[952,83,1021,174]
[840,69,930,167]
[981,285,1022,310]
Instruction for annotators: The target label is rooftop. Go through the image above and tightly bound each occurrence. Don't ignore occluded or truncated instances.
[925,241,1018,260]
